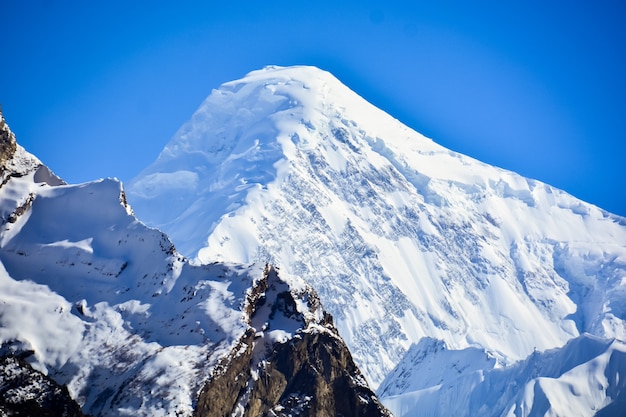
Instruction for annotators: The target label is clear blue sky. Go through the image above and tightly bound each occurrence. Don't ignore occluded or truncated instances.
[2,1,625,216]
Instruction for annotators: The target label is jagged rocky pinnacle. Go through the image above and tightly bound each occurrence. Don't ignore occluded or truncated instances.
[195,266,391,417]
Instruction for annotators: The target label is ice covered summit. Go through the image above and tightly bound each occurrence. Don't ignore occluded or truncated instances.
[128,65,626,416]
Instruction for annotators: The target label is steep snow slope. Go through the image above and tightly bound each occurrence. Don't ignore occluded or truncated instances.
[0,166,260,416]
[0,113,390,416]
[380,334,626,417]
[377,337,497,398]
[128,65,626,394]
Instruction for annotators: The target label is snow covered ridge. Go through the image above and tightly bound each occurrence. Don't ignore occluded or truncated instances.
[127,65,626,414]
[0,159,255,414]
[380,334,626,417]
[0,116,390,416]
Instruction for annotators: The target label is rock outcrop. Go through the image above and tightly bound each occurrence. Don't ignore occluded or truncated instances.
[195,266,392,417]
[0,114,17,170]
[0,355,85,417]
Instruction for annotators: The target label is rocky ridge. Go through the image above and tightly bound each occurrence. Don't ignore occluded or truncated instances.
[196,265,391,417]
[0,113,390,416]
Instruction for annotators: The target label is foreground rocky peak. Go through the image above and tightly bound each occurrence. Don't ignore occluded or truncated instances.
[0,116,390,416]
[196,265,391,417]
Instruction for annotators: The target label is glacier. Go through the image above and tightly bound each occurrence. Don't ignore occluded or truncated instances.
[127,65,626,415]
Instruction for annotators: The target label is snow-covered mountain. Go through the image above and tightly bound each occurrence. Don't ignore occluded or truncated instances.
[379,334,626,417]
[0,113,390,416]
[128,65,626,415]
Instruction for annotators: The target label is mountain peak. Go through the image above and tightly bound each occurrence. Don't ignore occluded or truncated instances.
[127,65,432,254]
[143,65,423,167]
[127,67,626,401]
[2,67,623,416]
[234,64,338,84]
[224,65,362,98]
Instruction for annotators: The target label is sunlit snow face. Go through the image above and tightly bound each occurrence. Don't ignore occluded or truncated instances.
[125,66,626,396]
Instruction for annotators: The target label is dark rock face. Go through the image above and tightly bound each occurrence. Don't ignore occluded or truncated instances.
[195,267,392,417]
[256,329,392,417]
[0,115,17,174]
[0,355,86,417]
[194,330,257,417]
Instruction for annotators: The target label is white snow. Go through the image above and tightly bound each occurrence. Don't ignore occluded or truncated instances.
[0,113,334,416]
[3,67,624,416]
[382,334,626,417]
[0,262,85,373]
[0,132,268,416]
[126,65,626,414]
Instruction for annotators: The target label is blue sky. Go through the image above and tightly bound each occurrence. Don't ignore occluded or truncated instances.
[2,1,625,216]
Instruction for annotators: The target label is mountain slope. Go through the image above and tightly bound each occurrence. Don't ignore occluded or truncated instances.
[127,65,626,396]
[380,334,626,417]
[0,113,390,417]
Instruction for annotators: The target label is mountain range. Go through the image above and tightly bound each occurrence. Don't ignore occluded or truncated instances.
[0,110,390,416]
[2,65,625,416]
